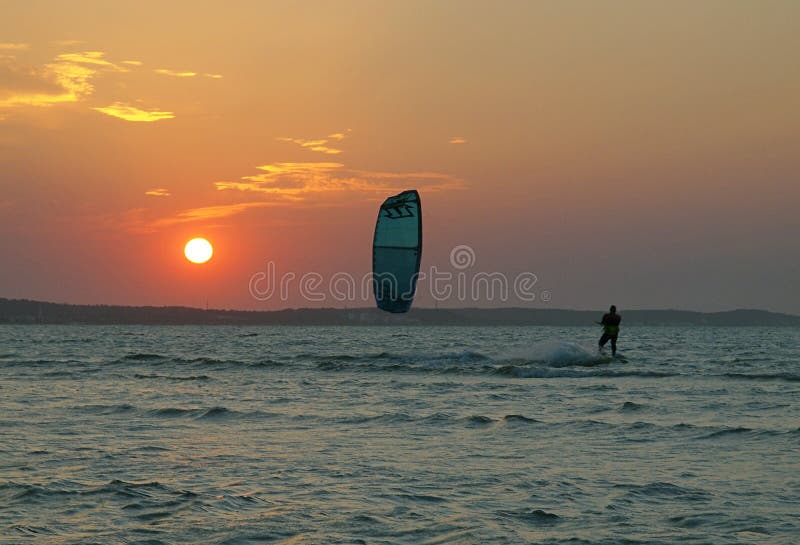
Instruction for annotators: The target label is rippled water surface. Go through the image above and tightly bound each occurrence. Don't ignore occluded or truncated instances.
[1,325,798,544]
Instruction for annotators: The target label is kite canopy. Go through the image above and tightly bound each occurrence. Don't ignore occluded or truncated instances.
[372,189,422,313]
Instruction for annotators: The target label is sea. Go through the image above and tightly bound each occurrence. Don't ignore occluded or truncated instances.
[0,325,798,545]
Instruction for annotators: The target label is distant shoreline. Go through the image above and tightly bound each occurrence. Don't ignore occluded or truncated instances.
[1,298,799,326]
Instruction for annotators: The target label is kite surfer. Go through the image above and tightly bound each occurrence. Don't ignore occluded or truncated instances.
[598,305,621,356]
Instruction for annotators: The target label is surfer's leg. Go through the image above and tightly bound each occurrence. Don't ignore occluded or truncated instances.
[599,333,610,350]
[610,335,617,356]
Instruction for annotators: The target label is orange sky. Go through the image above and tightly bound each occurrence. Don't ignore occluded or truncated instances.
[1,1,799,312]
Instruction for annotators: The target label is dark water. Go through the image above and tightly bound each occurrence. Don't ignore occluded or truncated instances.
[1,325,798,544]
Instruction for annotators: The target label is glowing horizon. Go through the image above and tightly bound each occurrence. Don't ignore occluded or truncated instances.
[1,2,798,312]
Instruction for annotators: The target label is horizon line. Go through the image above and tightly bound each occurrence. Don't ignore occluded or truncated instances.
[1,297,798,318]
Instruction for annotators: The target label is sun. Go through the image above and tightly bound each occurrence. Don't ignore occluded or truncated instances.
[184,237,213,264]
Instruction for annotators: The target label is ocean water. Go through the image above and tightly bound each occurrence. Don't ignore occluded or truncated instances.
[0,325,798,545]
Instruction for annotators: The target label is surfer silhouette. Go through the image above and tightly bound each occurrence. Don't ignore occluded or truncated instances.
[598,305,621,356]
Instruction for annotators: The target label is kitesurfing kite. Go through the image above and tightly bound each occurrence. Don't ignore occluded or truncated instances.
[373,189,422,313]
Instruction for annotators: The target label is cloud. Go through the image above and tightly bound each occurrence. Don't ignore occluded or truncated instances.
[214,162,462,199]
[47,61,96,97]
[0,43,29,51]
[101,201,284,234]
[0,49,210,121]
[94,102,174,122]
[124,155,461,233]
[449,136,467,144]
[145,188,170,197]
[0,49,130,114]
[277,137,342,155]
[204,73,223,79]
[155,68,197,77]
[0,57,93,109]
[149,202,277,229]
[55,51,124,70]
[327,131,350,140]
[277,130,351,155]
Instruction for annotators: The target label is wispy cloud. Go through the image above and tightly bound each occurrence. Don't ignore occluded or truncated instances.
[48,62,96,97]
[155,68,197,77]
[277,129,351,155]
[0,49,130,114]
[276,137,341,155]
[215,162,462,199]
[449,136,467,144]
[149,202,278,229]
[101,201,284,234]
[145,188,170,197]
[94,102,174,122]
[0,48,213,121]
[55,51,125,71]
[0,43,29,51]
[124,156,460,233]
[0,57,94,109]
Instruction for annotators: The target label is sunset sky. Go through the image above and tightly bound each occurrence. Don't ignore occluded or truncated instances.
[1,1,798,312]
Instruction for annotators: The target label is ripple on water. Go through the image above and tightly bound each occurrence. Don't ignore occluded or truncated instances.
[496,508,562,526]
[1,325,799,544]
[612,481,712,505]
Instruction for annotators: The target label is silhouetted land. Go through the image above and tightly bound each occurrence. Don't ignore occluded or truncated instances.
[1,298,799,326]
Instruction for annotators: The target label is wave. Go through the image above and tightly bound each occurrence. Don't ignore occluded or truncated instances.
[147,406,276,421]
[41,370,79,378]
[394,492,448,503]
[314,350,490,372]
[175,356,244,366]
[73,403,137,415]
[1,481,79,502]
[9,525,57,537]
[329,412,595,428]
[496,340,611,367]
[1,477,269,532]
[613,481,711,503]
[697,426,754,439]
[620,401,645,412]
[494,365,676,379]
[0,358,89,368]
[149,407,195,417]
[496,508,561,525]
[122,353,166,361]
[197,406,237,420]
[246,359,287,369]
[503,414,541,424]
[1,479,181,502]
[466,415,495,426]
[328,412,547,428]
[134,373,210,381]
[692,425,796,440]
[720,372,800,383]
[12,341,798,385]
[110,354,245,368]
